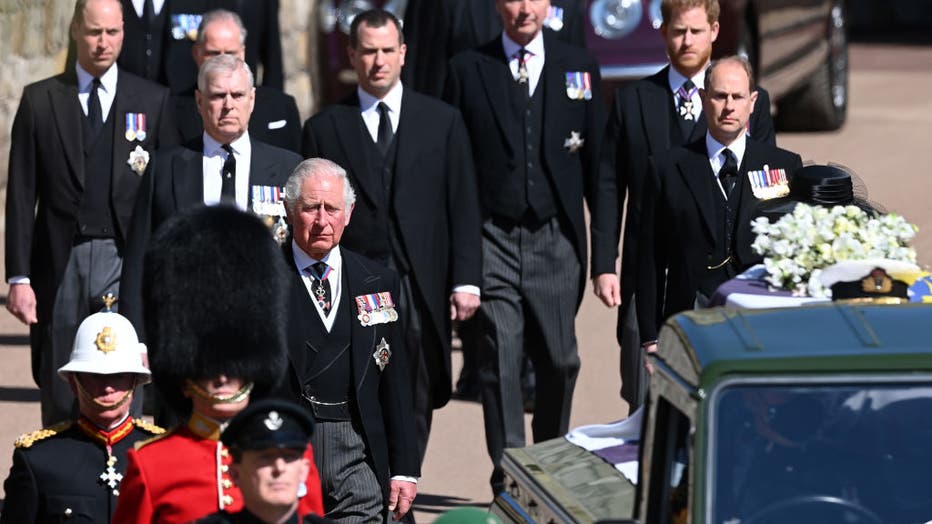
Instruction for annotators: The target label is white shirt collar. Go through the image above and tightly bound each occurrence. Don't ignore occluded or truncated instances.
[501,30,545,62]
[358,81,403,115]
[706,131,747,170]
[291,241,343,275]
[76,61,118,94]
[667,65,706,95]
[203,130,252,157]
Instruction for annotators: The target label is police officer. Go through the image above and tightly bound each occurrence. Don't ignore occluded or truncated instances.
[1,298,163,523]
[195,399,331,524]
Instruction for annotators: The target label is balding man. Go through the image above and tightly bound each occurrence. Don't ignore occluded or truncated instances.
[173,9,300,152]
[637,56,802,355]
[5,0,178,426]
[120,54,301,346]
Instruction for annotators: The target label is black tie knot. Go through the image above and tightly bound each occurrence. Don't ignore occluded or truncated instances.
[719,148,738,197]
[311,262,330,280]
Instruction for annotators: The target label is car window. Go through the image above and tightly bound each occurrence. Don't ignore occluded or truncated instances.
[710,382,932,524]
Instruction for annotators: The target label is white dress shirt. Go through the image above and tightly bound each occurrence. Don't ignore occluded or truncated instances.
[76,62,118,122]
[668,66,705,122]
[292,241,343,332]
[130,0,165,16]
[502,30,545,97]
[202,131,252,211]
[706,132,748,199]
[358,83,402,142]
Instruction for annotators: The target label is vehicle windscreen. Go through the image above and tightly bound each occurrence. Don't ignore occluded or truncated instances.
[710,382,932,524]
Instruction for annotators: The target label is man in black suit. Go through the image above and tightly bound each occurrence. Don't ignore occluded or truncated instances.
[5,0,177,426]
[302,9,482,468]
[173,9,301,152]
[277,158,418,523]
[590,0,776,410]
[124,0,283,93]
[120,54,302,340]
[444,0,605,495]
[403,0,585,98]
[637,56,802,354]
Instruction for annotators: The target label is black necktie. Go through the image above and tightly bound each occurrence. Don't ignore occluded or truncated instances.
[376,102,393,156]
[516,48,530,99]
[310,262,332,316]
[143,0,155,23]
[86,77,103,138]
[719,148,738,198]
[220,144,237,203]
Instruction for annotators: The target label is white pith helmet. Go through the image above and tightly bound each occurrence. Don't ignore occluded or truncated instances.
[58,296,151,383]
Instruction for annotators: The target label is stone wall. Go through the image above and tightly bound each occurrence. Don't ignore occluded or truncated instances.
[0,0,319,193]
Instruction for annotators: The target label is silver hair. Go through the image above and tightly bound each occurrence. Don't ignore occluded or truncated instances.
[197,54,254,92]
[284,158,357,214]
[195,9,248,47]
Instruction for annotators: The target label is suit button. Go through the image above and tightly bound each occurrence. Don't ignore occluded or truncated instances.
[64,508,73,518]
[222,494,234,507]
[528,180,535,186]
[221,464,229,473]
[527,144,533,151]
[80,224,87,232]
[222,478,233,489]
[527,162,533,169]
[526,127,532,133]
[526,109,532,116]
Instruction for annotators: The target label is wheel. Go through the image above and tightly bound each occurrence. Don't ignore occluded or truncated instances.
[775,0,848,131]
[744,495,883,524]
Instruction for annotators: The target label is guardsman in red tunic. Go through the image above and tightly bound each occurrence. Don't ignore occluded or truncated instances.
[111,206,324,523]
[1,298,163,523]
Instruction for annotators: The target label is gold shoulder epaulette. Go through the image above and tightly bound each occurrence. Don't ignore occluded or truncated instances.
[14,421,73,449]
[134,426,178,450]
[133,418,166,435]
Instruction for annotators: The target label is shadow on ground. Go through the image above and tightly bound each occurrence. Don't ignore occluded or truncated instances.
[414,493,490,516]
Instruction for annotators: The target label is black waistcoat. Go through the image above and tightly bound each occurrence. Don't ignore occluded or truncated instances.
[77,104,118,239]
[302,270,353,404]
[698,176,741,297]
[497,71,557,223]
[354,122,411,273]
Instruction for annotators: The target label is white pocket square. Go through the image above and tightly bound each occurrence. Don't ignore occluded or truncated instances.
[267,119,287,130]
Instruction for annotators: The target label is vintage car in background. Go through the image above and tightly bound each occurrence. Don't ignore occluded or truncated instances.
[491,303,932,523]
[315,0,847,131]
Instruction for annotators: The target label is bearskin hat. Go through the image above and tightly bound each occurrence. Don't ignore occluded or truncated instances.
[143,205,290,414]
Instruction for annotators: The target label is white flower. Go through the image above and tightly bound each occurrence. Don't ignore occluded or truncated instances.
[752,203,919,295]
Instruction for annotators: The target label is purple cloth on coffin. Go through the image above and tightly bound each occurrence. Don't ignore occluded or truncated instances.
[709,265,828,309]
[593,441,640,465]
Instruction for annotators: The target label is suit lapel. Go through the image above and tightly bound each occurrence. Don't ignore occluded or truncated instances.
[172,139,205,208]
[677,141,717,239]
[111,71,137,205]
[342,251,378,393]
[49,71,85,187]
[393,90,422,194]
[639,77,673,155]
[734,141,765,236]
[332,96,379,206]
[541,38,565,168]
[476,43,518,155]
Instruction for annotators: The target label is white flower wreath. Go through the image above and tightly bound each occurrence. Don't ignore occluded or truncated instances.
[750,204,918,297]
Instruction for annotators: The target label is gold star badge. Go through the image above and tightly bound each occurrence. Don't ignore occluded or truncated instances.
[95,327,116,354]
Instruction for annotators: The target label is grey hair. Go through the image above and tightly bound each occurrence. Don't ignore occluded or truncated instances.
[705,55,756,93]
[195,9,248,47]
[197,54,254,92]
[284,158,357,214]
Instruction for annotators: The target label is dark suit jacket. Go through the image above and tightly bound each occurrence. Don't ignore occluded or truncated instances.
[174,85,301,152]
[590,65,776,302]
[636,139,802,341]
[276,244,419,499]
[153,0,283,93]
[403,0,585,98]
[5,68,177,381]
[119,137,302,336]
[301,88,482,407]
[445,33,605,306]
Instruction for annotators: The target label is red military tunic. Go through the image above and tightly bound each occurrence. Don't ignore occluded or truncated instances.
[111,412,324,523]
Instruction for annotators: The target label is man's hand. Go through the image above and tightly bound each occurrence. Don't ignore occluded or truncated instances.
[6,283,38,325]
[592,273,620,308]
[450,292,480,321]
[643,342,658,376]
[388,479,417,520]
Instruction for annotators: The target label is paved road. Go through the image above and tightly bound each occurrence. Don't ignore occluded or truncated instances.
[0,43,929,521]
